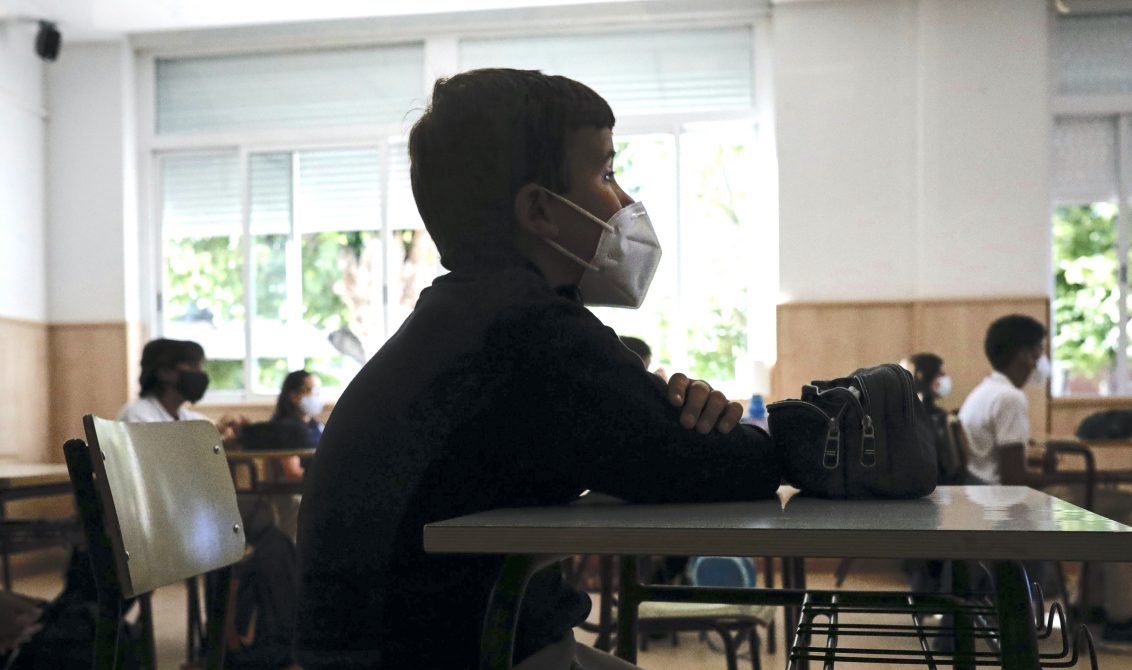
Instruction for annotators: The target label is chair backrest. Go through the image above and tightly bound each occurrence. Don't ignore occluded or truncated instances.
[78,415,246,598]
[941,413,970,483]
[686,556,757,588]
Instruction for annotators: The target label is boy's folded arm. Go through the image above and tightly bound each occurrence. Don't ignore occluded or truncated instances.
[528,305,781,505]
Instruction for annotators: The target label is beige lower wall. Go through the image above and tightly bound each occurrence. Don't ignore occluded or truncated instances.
[774,297,1050,434]
[48,322,137,457]
[0,316,51,463]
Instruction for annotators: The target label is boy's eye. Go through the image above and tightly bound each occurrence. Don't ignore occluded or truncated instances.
[602,170,616,183]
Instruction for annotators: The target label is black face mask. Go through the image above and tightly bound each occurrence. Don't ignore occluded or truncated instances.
[175,370,210,403]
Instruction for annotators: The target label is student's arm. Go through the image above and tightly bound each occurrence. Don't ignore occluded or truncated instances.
[992,393,1046,487]
[518,303,781,504]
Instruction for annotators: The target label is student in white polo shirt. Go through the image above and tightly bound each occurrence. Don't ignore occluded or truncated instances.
[959,314,1048,484]
[960,315,1132,642]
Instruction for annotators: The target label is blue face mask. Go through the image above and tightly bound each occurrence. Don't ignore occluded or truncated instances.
[539,189,663,308]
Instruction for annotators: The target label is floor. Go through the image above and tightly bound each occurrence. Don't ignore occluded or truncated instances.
[8,552,1129,669]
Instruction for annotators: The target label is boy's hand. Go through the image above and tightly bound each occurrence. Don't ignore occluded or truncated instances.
[667,373,743,435]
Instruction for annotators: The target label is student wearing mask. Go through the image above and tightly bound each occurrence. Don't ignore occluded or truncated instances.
[271,370,325,450]
[295,69,781,670]
[117,338,210,422]
[619,335,667,381]
[958,315,1048,485]
[907,353,966,484]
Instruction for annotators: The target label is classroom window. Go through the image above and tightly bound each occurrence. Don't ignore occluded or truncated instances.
[150,24,771,401]
[459,27,771,397]
[1050,15,1132,396]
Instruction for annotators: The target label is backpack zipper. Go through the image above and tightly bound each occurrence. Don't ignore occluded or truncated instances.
[768,400,844,469]
[850,376,878,468]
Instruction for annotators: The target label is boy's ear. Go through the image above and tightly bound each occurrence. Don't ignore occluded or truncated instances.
[513,183,559,240]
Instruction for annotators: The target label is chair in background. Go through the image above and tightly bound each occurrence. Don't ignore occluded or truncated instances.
[635,557,773,670]
[64,415,247,669]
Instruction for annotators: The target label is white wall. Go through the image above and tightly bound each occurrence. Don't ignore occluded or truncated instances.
[45,40,137,323]
[775,0,1051,302]
[0,21,47,321]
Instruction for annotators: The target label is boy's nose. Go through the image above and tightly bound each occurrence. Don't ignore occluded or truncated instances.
[617,185,635,207]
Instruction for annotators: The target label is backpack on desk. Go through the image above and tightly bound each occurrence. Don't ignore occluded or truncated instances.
[767,363,937,499]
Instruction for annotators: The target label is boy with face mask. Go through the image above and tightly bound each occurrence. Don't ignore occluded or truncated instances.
[295,69,782,670]
[117,338,211,423]
[958,315,1048,485]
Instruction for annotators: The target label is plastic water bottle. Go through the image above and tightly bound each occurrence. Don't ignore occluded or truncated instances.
[742,393,770,433]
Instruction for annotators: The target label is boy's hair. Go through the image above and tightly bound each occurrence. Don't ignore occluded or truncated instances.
[408,68,615,270]
[138,338,205,396]
[619,336,651,362]
[984,315,1046,371]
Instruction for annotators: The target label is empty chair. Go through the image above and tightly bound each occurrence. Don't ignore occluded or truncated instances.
[64,415,246,669]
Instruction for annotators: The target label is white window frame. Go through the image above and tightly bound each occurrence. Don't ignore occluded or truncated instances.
[136,4,775,404]
[1052,96,1132,396]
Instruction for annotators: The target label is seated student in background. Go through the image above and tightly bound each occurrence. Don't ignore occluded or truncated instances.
[117,338,210,423]
[295,69,782,670]
[619,335,667,381]
[907,352,967,485]
[268,369,324,479]
[958,315,1047,485]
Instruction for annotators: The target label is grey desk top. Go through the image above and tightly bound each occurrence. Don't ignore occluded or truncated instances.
[0,463,71,489]
[424,485,1132,561]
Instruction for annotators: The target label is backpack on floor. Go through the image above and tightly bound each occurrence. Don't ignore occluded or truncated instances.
[5,548,143,670]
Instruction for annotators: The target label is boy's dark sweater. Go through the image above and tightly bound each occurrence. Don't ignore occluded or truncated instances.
[295,262,781,669]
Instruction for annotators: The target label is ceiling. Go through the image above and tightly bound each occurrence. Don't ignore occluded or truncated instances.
[2,0,646,41]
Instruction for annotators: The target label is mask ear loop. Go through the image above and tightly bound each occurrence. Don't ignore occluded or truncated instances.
[543,239,600,272]
[537,188,615,272]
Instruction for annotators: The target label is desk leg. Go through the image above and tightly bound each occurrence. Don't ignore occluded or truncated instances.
[615,556,640,663]
[993,561,1039,670]
[782,557,807,670]
[481,555,550,670]
[595,556,614,652]
[950,560,975,670]
[0,498,9,591]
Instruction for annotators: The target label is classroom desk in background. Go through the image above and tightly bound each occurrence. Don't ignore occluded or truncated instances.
[425,485,1132,670]
[224,447,315,496]
[0,463,80,590]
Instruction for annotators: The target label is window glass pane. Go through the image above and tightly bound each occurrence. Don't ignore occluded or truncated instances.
[160,152,245,393]
[1052,117,1118,205]
[386,138,443,335]
[156,44,426,134]
[162,153,241,237]
[590,134,679,375]
[296,148,382,233]
[459,27,754,115]
[1055,15,1132,97]
[1052,203,1118,396]
[302,230,383,386]
[679,126,758,393]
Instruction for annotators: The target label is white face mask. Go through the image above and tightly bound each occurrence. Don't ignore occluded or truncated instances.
[934,375,952,399]
[1028,354,1051,388]
[539,189,662,308]
[298,392,324,418]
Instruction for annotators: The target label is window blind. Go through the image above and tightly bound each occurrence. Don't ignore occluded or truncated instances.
[156,44,426,135]
[1052,116,1119,205]
[1055,15,1132,97]
[459,27,754,116]
[296,148,382,233]
[161,153,241,237]
[250,152,292,236]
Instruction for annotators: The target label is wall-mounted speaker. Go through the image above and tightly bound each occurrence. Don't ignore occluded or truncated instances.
[35,21,61,61]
